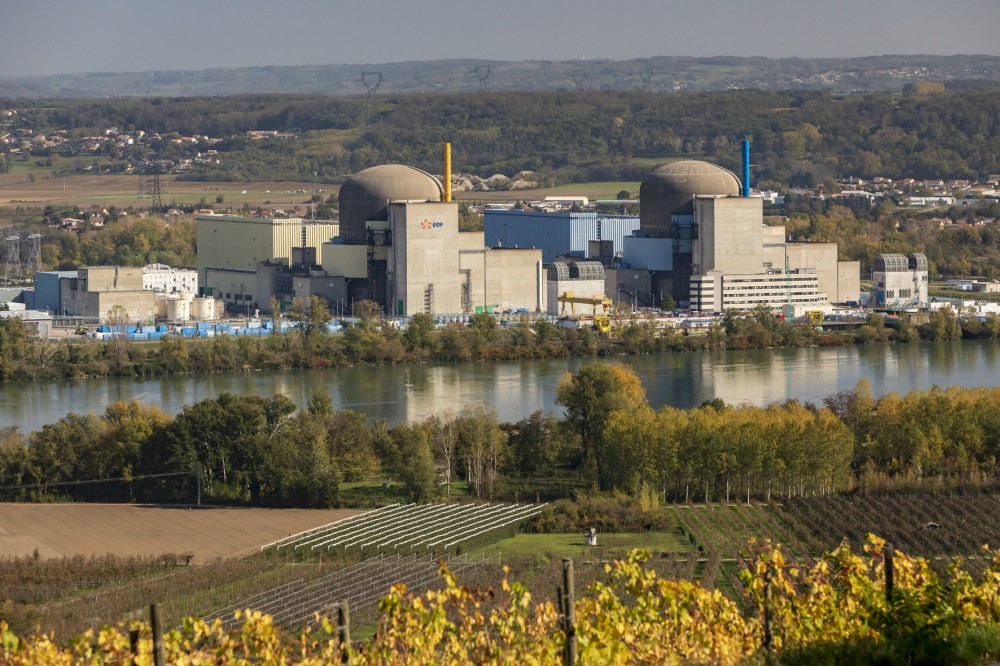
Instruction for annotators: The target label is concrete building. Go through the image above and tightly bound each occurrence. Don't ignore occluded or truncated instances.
[61,266,158,321]
[483,210,640,264]
[623,159,860,312]
[873,253,928,310]
[196,213,338,312]
[143,263,198,294]
[687,195,859,313]
[546,261,608,316]
[321,163,544,317]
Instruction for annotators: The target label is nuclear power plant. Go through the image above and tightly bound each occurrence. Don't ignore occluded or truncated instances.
[197,141,860,319]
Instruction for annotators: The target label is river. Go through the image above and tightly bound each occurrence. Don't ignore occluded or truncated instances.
[3,340,999,434]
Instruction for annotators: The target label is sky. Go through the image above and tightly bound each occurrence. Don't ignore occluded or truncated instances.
[1,0,998,77]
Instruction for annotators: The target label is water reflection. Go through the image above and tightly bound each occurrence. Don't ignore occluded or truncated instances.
[4,341,1000,434]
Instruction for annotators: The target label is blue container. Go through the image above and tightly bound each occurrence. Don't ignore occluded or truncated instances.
[180,327,196,336]
[147,332,163,340]
[217,322,231,330]
[196,322,212,330]
[156,325,168,333]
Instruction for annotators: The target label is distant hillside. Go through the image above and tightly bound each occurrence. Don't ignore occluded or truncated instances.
[1,55,999,98]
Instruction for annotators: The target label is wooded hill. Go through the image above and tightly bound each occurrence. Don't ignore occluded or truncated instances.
[8,86,999,186]
[2,54,999,97]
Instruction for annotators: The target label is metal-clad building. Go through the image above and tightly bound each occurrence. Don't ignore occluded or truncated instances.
[196,213,339,309]
[34,270,78,314]
[484,210,639,264]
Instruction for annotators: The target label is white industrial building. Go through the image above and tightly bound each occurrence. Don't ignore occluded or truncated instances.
[872,253,928,310]
[143,263,198,294]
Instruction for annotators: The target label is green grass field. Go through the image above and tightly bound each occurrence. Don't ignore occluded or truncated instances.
[473,531,693,560]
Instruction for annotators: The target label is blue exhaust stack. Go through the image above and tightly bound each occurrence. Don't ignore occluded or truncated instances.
[742,139,751,197]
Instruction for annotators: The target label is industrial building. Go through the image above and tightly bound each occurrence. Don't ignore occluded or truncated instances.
[546,261,608,316]
[873,253,928,310]
[319,154,544,317]
[61,266,158,321]
[196,213,339,312]
[619,147,860,313]
[34,270,78,314]
[483,210,640,264]
[143,263,198,294]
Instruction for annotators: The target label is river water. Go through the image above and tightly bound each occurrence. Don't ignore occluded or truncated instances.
[3,340,999,434]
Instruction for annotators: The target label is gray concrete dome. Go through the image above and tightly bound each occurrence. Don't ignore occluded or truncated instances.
[339,164,444,243]
[639,160,742,237]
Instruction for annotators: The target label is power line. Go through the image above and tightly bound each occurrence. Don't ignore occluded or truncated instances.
[0,471,190,491]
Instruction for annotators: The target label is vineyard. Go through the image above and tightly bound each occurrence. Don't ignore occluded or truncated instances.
[9,536,1000,665]
[262,501,547,560]
[777,492,1000,556]
[8,493,1000,642]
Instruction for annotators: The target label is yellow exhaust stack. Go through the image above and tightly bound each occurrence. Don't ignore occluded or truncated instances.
[442,142,452,202]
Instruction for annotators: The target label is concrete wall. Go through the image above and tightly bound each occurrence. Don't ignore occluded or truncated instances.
[464,249,543,314]
[546,278,606,316]
[203,267,257,307]
[82,266,144,291]
[292,275,346,307]
[784,243,839,303]
[605,268,651,308]
[68,289,157,321]
[622,236,673,271]
[838,261,862,304]
[693,197,764,275]
[321,244,369,278]
[389,201,463,316]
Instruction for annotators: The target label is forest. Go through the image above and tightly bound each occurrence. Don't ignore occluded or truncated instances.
[4,86,1000,187]
[1,362,999,509]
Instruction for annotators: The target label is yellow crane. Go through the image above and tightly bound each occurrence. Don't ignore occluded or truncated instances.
[559,292,613,333]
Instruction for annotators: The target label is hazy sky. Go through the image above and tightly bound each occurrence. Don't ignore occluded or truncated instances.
[2,0,998,77]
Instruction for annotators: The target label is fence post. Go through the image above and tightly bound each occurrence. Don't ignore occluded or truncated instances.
[337,599,351,662]
[763,577,772,654]
[150,604,164,666]
[885,543,894,605]
[562,558,577,666]
[129,628,140,666]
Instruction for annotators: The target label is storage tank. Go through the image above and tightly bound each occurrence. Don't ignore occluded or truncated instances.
[166,292,194,322]
[191,296,216,321]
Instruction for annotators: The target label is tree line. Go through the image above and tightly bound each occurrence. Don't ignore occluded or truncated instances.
[1,299,998,383]
[3,362,1000,507]
[6,87,1000,186]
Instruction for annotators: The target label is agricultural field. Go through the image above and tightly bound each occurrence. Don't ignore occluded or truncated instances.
[0,172,325,213]
[0,503,358,561]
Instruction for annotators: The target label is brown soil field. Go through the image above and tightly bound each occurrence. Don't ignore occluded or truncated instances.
[0,503,359,562]
[0,173,329,213]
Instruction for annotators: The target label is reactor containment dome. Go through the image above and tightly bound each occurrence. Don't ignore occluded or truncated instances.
[339,164,445,243]
[639,160,742,238]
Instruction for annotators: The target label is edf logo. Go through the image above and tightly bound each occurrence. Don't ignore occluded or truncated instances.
[419,219,445,229]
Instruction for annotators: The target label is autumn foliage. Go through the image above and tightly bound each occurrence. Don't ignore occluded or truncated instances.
[6,537,1000,665]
